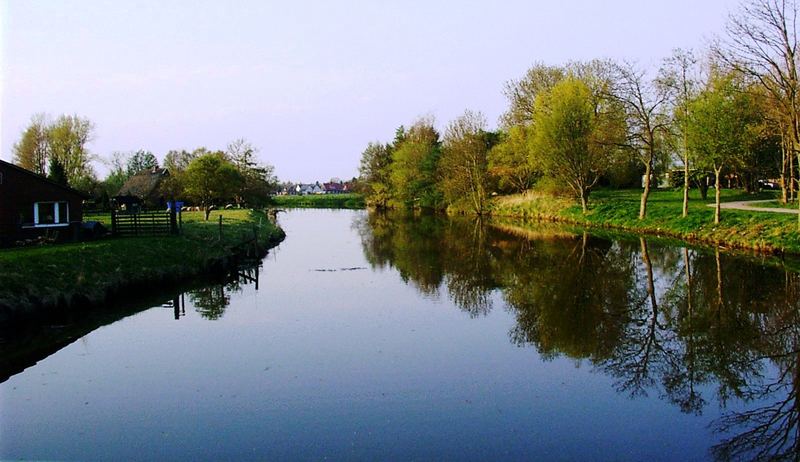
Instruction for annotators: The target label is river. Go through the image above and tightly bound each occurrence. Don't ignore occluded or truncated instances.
[1,209,798,461]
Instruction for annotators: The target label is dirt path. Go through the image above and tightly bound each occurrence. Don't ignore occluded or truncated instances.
[710,199,800,214]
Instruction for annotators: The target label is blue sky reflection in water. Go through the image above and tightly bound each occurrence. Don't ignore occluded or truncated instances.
[0,209,792,461]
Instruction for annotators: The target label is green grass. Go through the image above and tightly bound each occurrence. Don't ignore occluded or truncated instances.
[758,199,800,209]
[491,188,800,254]
[270,193,365,209]
[0,209,284,316]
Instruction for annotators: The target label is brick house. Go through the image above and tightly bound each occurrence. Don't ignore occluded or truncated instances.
[0,159,88,246]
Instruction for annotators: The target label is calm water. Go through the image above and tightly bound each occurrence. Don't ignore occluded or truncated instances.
[1,209,799,461]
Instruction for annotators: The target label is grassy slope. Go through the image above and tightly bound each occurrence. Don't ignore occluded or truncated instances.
[491,188,800,254]
[270,193,365,209]
[0,209,284,315]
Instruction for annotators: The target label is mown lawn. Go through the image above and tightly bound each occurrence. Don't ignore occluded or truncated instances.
[492,188,800,253]
[0,209,284,314]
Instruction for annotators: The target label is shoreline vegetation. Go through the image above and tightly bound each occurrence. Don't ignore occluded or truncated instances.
[270,193,365,209]
[487,188,800,255]
[0,209,284,323]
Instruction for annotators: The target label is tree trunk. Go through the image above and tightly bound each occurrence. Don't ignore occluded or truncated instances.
[580,189,588,214]
[697,175,709,200]
[204,205,211,221]
[781,128,788,204]
[714,168,722,225]
[682,154,689,217]
[639,161,652,219]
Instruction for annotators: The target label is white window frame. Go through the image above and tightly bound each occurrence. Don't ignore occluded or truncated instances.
[32,201,70,228]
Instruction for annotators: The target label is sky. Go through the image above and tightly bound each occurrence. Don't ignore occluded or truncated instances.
[1,0,739,182]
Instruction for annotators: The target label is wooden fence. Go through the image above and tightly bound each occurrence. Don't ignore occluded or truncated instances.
[111,210,178,237]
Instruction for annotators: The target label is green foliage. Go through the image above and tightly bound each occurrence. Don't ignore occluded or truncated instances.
[439,110,494,214]
[491,188,800,253]
[125,150,159,176]
[270,193,365,209]
[686,74,756,173]
[226,138,277,206]
[183,152,243,219]
[358,141,393,208]
[47,114,95,187]
[531,78,622,212]
[47,157,68,186]
[12,113,50,175]
[389,118,443,210]
[488,125,538,194]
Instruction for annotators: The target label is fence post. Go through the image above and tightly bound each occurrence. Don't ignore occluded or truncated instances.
[170,208,178,235]
[111,210,117,236]
[218,215,223,241]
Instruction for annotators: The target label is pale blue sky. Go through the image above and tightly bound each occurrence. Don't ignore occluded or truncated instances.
[1,0,737,182]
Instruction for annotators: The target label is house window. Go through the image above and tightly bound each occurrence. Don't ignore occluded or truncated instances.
[33,201,69,227]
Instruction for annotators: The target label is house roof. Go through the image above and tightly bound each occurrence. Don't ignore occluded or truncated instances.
[0,159,90,199]
[117,167,169,199]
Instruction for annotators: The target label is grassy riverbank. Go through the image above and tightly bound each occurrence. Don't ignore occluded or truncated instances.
[270,193,365,209]
[491,188,800,254]
[0,209,284,320]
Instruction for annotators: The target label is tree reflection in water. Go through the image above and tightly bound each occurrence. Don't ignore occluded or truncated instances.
[183,266,260,320]
[355,210,800,461]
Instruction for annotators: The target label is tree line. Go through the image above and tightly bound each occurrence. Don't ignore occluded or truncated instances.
[359,0,796,224]
[11,113,276,219]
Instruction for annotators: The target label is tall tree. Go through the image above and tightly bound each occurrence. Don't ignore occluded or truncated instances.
[716,0,800,217]
[47,114,95,186]
[12,113,50,175]
[226,138,276,206]
[440,110,494,215]
[390,117,443,209]
[501,63,566,127]
[358,141,393,208]
[686,73,761,224]
[609,62,672,219]
[659,48,701,217]
[531,78,623,212]
[125,150,159,176]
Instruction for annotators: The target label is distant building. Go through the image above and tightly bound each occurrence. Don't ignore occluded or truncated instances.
[0,159,88,246]
[116,167,170,209]
[296,183,324,195]
[323,182,344,194]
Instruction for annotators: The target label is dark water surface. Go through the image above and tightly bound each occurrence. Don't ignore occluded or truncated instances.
[2,209,799,461]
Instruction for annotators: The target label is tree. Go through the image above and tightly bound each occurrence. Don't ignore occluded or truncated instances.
[12,113,50,175]
[501,63,566,127]
[125,150,159,176]
[686,73,761,224]
[163,149,197,172]
[716,0,800,215]
[47,114,95,186]
[183,152,243,220]
[47,156,68,186]
[390,117,443,209]
[225,138,276,206]
[532,78,623,212]
[659,48,701,217]
[609,62,672,219]
[488,125,538,193]
[358,141,393,208]
[440,110,494,215]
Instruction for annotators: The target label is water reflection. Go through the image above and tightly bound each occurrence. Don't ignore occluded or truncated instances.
[179,266,260,321]
[356,210,800,461]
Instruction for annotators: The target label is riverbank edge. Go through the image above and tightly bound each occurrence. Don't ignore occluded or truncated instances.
[486,199,792,256]
[0,218,286,324]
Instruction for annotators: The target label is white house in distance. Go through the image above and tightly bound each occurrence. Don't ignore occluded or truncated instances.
[295,183,324,195]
